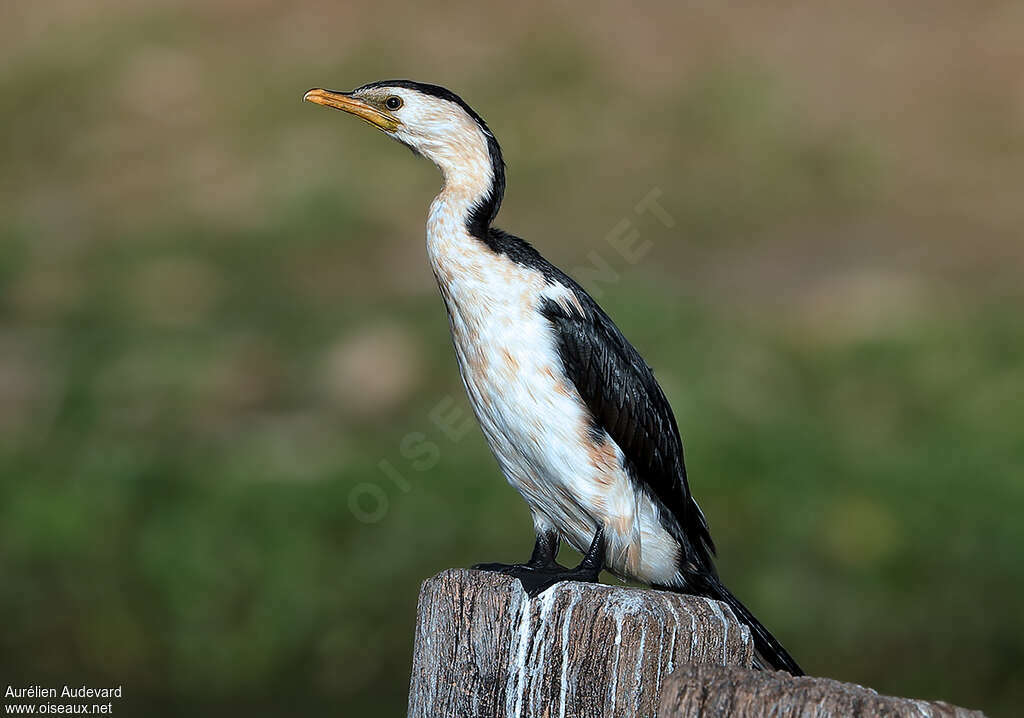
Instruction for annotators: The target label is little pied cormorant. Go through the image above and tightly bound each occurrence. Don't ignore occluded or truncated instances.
[304,80,803,675]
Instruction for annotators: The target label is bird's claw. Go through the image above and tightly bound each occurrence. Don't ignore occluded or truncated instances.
[471,561,600,597]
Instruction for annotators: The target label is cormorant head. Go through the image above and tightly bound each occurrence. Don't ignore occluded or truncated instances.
[303,80,505,228]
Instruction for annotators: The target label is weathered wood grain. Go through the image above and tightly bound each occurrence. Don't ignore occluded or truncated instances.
[407,568,753,718]
[407,569,986,718]
[658,664,986,718]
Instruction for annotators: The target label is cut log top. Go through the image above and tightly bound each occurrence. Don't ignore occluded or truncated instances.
[407,569,985,718]
[408,569,752,718]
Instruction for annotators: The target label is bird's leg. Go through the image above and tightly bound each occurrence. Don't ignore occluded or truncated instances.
[526,528,562,568]
[473,527,606,598]
[572,527,606,582]
[472,528,561,573]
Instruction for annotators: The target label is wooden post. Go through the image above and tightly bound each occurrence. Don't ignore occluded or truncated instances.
[657,664,985,718]
[407,569,987,718]
[407,569,754,718]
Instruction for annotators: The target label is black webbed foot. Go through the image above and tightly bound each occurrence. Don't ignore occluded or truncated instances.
[471,561,539,574]
[505,562,602,597]
[472,528,605,597]
[471,528,562,576]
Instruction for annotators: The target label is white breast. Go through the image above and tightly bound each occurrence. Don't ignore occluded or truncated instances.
[426,207,684,587]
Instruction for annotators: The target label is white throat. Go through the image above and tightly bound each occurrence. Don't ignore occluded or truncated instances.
[423,120,496,267]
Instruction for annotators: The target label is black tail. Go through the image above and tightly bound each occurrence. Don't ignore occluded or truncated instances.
[673,576,804,675]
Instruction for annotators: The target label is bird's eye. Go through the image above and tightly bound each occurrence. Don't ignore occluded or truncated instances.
[385,96,403,110]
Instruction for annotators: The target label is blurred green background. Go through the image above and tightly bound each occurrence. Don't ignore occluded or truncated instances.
[2,1,1022,715]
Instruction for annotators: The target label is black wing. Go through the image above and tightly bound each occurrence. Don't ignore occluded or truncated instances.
[538,284,716,569]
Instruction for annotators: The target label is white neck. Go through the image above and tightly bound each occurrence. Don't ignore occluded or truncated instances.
[423,128,495,266]
[414,114,495,204]
[425,184,482,277]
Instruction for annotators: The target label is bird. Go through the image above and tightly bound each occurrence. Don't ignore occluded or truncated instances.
[304,80,803,675]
